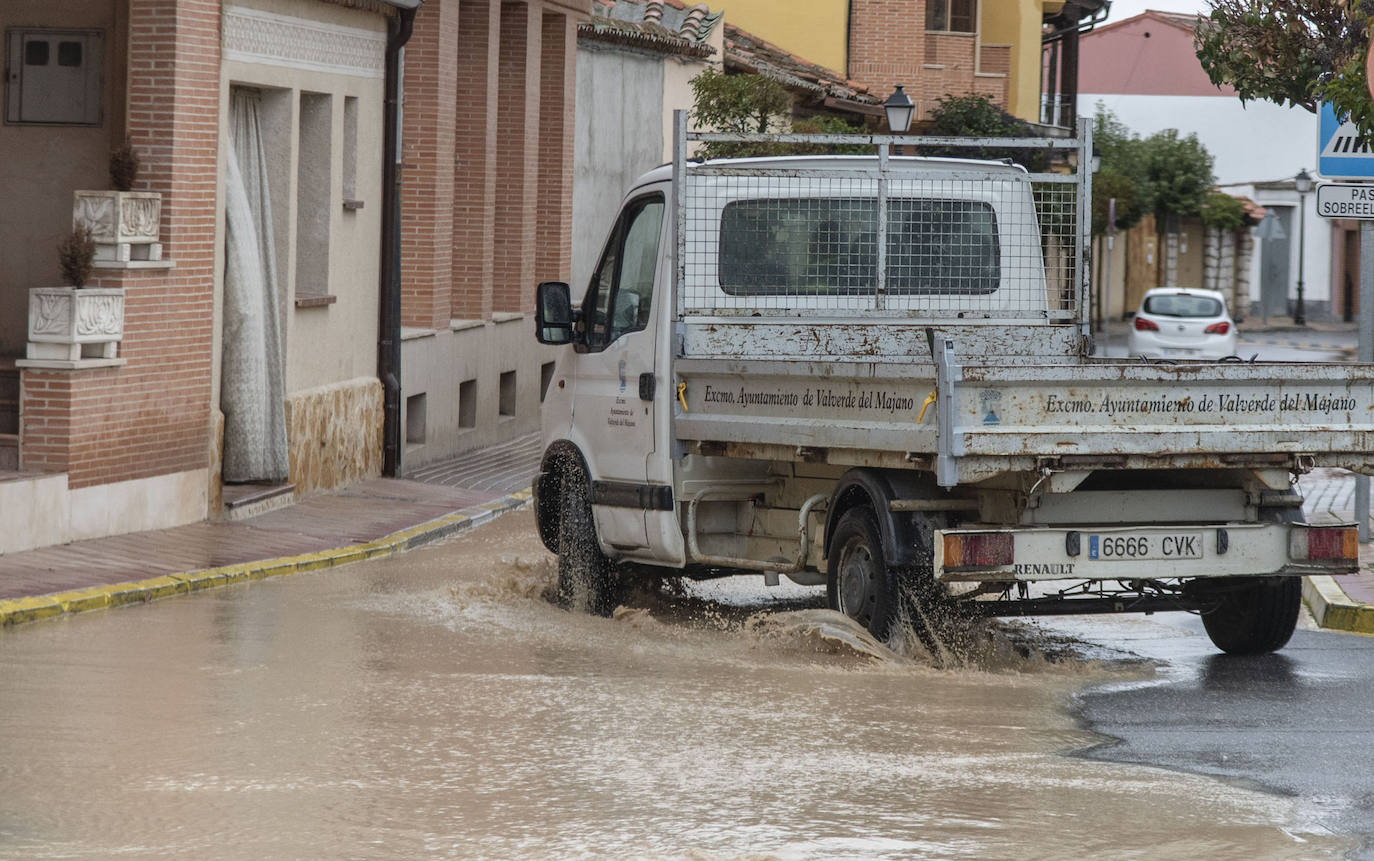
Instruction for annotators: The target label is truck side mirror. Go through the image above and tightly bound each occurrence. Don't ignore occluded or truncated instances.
[535,281,575,345]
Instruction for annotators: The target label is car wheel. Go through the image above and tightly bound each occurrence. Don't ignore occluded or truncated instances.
[826,507,899,639]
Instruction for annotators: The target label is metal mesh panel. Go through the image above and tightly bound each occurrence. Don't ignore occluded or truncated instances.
[672,123,1091,324]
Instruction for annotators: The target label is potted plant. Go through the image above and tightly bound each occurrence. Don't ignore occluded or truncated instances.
[71,139,162,263]
[26,224,126,362]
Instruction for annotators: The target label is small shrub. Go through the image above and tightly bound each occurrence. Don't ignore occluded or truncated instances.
[58,225,96,288]
[1200,190,1248,230]
[109,140,139,191]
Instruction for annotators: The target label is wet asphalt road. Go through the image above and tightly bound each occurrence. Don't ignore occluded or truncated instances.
[1040,612,1374,857]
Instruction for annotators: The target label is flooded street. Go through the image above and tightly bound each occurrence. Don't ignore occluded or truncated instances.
[0,510,1352,859]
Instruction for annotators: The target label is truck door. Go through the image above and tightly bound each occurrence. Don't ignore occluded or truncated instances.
[574,193,665,551]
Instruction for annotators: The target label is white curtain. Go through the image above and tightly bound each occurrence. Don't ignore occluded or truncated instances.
[222,88,288,482]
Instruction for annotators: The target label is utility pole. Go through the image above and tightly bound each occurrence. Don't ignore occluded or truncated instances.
[1359,221,1373,541]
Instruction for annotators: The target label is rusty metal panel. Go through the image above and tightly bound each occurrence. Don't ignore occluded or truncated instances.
[678,321,1086,362]
[670,357,1374,473]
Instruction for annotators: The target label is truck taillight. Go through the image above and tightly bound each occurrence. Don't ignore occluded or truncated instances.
[1133,317,1159,332]
[1203,322,1230,335]
[943,532,1014,568]
[1290,526,1358,562]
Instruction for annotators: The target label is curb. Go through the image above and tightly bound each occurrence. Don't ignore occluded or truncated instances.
[0,489,532,629]
[1303,574,1374,635]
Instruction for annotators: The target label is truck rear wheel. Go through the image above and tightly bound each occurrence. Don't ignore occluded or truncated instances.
[1195,576,1302,655]
[555,465,620,617]
[827,507,900,640]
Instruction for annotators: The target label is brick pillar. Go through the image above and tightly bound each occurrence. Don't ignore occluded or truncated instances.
[534,13,576,286]
[493,1,542,313]
[400,0,460,330]
[452,0,501,321]
[20,0,218,489]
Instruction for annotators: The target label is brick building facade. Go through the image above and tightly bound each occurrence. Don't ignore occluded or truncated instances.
[394,0,586,472]
[0,0,410,554]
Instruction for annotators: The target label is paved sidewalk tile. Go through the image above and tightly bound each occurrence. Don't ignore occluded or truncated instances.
[0,434,544,620]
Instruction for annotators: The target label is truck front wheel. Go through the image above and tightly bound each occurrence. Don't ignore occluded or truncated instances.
[1193,576,1302,655]
[555,465,620,616]
[827,507,900,640]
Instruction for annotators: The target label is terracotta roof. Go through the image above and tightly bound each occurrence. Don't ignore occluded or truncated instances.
[1237,196,1266,223]
[579,0,720,59]
[723,23,878,107]
[1085,9,1205,39]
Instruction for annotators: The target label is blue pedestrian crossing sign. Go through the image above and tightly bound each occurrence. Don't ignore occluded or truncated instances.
[1319,102,1374,179]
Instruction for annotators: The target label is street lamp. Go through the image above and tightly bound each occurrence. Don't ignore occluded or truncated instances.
[1294,167,1313,325]
[884,85,914,155]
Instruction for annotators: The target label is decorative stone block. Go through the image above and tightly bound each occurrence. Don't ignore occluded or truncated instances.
[73,190,162,262]
[27,287,125,361]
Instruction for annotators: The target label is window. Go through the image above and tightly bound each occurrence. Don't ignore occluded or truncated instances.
[539,361,555,402]
[6,29,102,125]
[498,370,516,418]
[295,92,332,298]
[926,0,976,33]
[406,393,427,445]
[581,194,665,350]
[342,96,359,206]
[1142,294,1223,318]
[718,198,1000,296]
[458,378,477,429]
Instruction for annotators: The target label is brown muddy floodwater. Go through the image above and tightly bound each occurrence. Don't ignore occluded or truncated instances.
[0,510,1350,860]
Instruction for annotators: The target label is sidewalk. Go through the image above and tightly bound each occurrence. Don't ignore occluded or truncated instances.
[0,432,543,626]
[3,434,1374,637]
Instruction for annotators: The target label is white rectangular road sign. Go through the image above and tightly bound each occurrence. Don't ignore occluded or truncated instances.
[1319,102,1374,179]
[1316,182,1374,219]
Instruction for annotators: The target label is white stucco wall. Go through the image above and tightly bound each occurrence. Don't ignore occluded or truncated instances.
[218,0,388,402]
[571,44,667,294]
[1085,93,1331,315]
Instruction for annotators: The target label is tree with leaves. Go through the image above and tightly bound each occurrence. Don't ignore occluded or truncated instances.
[1092,107,1149,236]
[1195,0,1374,134]
[1138,128,1215,224]
[688,69,867,158]
[922,94,1046,168]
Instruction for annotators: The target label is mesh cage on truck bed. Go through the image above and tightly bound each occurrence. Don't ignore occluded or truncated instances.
[670,111,1093,327]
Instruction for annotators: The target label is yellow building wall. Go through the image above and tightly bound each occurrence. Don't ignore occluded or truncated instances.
[980,0,1044,122]
[720,0,849,75]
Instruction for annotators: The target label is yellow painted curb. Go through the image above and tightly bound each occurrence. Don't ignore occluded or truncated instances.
[1304,575,1374,636]
[0,596,65,625]
[0,489,532,629]
[58,587,113,614]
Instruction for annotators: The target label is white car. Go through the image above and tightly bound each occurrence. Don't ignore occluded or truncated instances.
[1128,287,1238,360]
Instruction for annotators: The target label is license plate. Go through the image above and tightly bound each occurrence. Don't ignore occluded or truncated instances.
[1161,347,1199,357]
[1087,531,1204,561]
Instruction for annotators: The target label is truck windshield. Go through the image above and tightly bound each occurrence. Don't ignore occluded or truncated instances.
[717,197,1000,296]
[1143,293,1223,318]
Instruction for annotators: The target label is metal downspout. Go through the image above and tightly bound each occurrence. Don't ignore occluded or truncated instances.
[379,6,415,478]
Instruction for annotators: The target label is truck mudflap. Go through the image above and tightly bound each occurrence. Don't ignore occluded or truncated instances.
[934,522,1359,582]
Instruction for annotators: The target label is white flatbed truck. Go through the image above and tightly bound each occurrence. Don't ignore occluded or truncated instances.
[530,114,1368,654]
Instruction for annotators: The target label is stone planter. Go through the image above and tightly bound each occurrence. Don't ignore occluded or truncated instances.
[73,190,162,262]
[27,287,125,361]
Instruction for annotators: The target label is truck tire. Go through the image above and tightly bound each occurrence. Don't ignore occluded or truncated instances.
[555,465,620,617]
[1196,576,1302,655]
[827,507,900,639]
